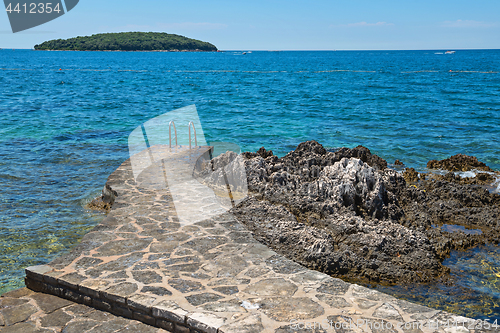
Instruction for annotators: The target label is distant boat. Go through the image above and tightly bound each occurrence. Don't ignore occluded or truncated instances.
[445,51,456,54]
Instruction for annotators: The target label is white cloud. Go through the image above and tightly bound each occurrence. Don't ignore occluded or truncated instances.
[331,22,394,28]
[441,20,497,28]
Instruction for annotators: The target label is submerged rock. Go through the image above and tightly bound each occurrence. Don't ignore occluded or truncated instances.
[427,153,493,172]
[88,184,118,212]
[230,141,500,285]
[402,167,419,184]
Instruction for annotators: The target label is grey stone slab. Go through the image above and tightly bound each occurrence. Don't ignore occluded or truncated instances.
[86,317,134,333]
[117,321,162,332]
[1,303,37,326]
[155,233,191,243]
[360,318,398,333]
[396,299,437,314]
[354,298,379,310]
[316,279,350,296]
[140,286,172,297]
[350,284,396,302]
[163,256,200,266]
[79,280,111,299]
[40,308,73,327]
[59,272,87,289]
[265,255,306,274]
[291,270,330,285]
[133,262,160,270]
[132,271,163,284]
[400,322,425,333]
[83,309,114,322]
[74,257,104,270]
[372,303,404,322]
[212,286,238,295]
[243,278,298,297]
[4,321,52,333]
[186,312,225,333]
[152,300,187,324]
[94,238,152,257]
[316,294,351,308]
[86,252,145,277]
[214,255,248,278]
[275,325,329,333]
[243,267,270,278]
[0,297,29,308]
[127,294,157,313]
[207,278,250,287]
[168,263,201,272]
[219,314,264,333]
[326,315,357,333]
[183,237,228,254]
[25,265,53,281]
[168,279,204,293]
[185,293,224,306]
[64,303,94,316]
[183,272,211,280]
[101,282,138,304]
[258,297,324,322]
[201,300,246,313]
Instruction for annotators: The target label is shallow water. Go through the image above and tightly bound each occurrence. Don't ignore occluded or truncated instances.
[1,49,499,318]
[366,244,500,321]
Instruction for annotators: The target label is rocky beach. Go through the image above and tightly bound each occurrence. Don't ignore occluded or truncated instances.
[229,141,500,286]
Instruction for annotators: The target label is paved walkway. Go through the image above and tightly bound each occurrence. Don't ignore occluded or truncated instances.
[2,146,497,332]
[0,287,168,333]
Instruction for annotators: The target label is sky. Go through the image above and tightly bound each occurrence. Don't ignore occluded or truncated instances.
[1,0,500,50]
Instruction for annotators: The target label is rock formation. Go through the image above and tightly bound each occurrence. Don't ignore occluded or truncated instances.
[88,184,118,212]
[427,153,493,172]
[229,141,500,285]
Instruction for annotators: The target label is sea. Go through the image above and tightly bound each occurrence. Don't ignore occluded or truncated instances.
[1,49,499,320]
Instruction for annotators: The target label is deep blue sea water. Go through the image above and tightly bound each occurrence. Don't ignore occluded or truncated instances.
[1,49,499,319]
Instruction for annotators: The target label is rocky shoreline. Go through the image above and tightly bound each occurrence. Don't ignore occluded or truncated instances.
[230,141,500,285]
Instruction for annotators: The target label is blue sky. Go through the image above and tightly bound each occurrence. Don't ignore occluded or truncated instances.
[1,0,499,50]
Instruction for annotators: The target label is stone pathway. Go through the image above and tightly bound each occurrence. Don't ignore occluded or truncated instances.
[3,147,498,332]
[0,288,168,333]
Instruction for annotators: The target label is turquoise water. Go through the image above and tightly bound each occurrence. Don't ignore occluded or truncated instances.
[1,49,499,318]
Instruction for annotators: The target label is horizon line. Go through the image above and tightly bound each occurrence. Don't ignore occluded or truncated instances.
[2,48,500,51]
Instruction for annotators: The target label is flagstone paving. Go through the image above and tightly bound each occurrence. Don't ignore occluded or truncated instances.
[2,147,498,332]
[0,287,168,333]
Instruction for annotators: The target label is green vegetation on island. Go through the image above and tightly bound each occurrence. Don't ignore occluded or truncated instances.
[34,32,217,51]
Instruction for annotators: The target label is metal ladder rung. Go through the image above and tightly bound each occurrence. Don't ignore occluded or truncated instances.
[169,121,177,148]
[188,121,197,149]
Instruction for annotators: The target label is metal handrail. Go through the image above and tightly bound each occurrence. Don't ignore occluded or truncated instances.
[168,120,177,148]
[188,121,197,149]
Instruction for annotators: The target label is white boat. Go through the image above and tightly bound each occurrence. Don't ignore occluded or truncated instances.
[445,51,456,54]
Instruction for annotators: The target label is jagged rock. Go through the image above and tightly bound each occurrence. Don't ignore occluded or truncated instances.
[394,160,404,166]
[233,197,444,284]
[232,140,500,285]
[427,171,497,186]
[88,184,118,212]
[427,154,493,172]
[242,146,273,159]
[402,168,419,184]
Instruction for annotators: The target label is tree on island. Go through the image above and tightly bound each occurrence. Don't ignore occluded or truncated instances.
[34,32,218,51]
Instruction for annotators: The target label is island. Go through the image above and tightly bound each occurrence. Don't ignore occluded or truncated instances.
[33,32,217,51]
